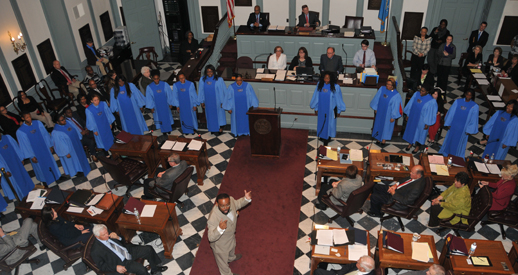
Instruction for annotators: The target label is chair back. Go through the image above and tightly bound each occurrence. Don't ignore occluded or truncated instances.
[37,219,83,269]
[467,185,492,228]
[374,267,385,275]
[344,16,364,29]
[263,12,270,25]
[136,47,158,66]
[343,181,375,216]
[0,242,37,272]
[236,56,253,69]
[35,79,57,102]
[458,52,469,68]
[98,155,130,185]
[12,97,21,114]
[406,177,434,218]
[170,166,194,203]
[82,234,142,275]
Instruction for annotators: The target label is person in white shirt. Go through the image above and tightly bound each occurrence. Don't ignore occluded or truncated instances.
[353,40,376,69]
[268,46,287,70]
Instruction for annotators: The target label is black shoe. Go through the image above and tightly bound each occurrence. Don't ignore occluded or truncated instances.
[315,203,327,210]
[367,211,381,218]
[151,266,168,274]
[405,144,412,151]
[375,140,381,145]
[141,195,154,200]
[39,244,47,250]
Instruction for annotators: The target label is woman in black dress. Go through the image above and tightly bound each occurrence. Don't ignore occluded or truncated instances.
[486,47,504,73]
[180,31,199,65]
[462,45,483,78]
[288,47,313,70]
[17,91,54,128]
[76,94,90,121]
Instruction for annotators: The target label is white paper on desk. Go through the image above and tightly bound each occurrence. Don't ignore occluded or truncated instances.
[477,79,489,85]
[429,164,437,173]
[256,68,265,73]
[188,139,203,151]
[141,205,157,217]
[255,74,266,80]
[268,25,277,30]
[487,95,502,101]
[276,26,286,31]
[348,244,368,261]
[314,245,330,255]
[263,74,276,79]
[87,194,104,206]
[486,163,501,175]
[30,197,46,210]
[316,230,334,246]
[343,78,353,84]
[364,68,377,74]
[498,84,505,97]
[287,70,296,76]
[275,70,286,81]
[474,162,489,173]
[161,140,175,150]
[67,206,84,213]
[172,142,187,151]
[338,74,345,80]
[87,206,103,216]
[286,76,297,81]
[512,89,518,94]
[473,73,487,79]
[349,149,363,161]
[402,156,411,166]
[27,190,45,202]
[333,229,348,245]
[493,102,506,108]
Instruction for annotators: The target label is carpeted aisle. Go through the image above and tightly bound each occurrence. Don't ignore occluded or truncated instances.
[190,128,308,275]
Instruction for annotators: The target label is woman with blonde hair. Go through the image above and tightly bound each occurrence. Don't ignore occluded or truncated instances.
[479,164,518,211]
[268,46,287,69]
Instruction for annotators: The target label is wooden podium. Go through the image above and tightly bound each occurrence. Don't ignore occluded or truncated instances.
[247,107,282,157]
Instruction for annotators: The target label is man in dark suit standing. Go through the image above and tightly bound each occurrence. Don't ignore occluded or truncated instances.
[467,22,488,53]
[315,255,375,275]
[50,60,82,99]
[142,153,188,200]
[368,165,426,217]
[91,224,167,275]
[64,107,98,162]
[297,5,320,27]
[246,5,269,30]
[320,47,343,75]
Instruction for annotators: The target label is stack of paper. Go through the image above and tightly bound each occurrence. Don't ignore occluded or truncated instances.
[402,156,411,166]
[161,140,175,150]
[27,189,47,203]
[487,95,502,101]
[498,84,505,97]
[343,78,353,84]
[326,148,338,161]
[141,205,157,217]
[188,139,203,151]
[348,244,368,261]
[314,245,330,255]
[472,73,486,79]
[87,206,104,216]
[486,163,501,174]
[275,70,286,81]
[473,162,501,174]
[67,206,84,213]
[268,25,278,31]
[338,74,345,80]
[333,229,349,245]
[276,26,286,31]
[364,68,377,75]
[316,230,334,246]
[349,149,363,161]
[477,79,489,85]
[255,74,266,80]
[411,242,432,262]
[428,155,445,164]
[256,68,265,73]
[172,142,187,151]
[493,102,505,108]
[435,165,450,176]
[30,197,46,210]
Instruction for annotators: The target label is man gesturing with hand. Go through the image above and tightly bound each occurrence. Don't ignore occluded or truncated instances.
[208,190,252,275]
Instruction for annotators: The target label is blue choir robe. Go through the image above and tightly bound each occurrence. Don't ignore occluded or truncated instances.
[171,80,199,134]
[402,93,437,145]
[110,83,148,135]
[370,86,402,141]
[52,122,91,177]
[439,98,479,158]
[0,135,34,203]
[146,81,174,133]
[16,121,61,184]
[482,110,518,160]
[309,83,346,139]
[198,76,227,132]
[223,81,259,136]
[86,102,115,150]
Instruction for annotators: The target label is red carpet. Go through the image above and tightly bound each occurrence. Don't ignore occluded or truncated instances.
[190,129,308,275]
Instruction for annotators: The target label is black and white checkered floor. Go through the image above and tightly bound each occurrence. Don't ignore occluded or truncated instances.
[2,73,517,275]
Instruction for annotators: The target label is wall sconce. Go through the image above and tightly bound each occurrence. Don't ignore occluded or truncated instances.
[8,31,27,54]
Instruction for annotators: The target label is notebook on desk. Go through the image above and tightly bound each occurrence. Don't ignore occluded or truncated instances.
[115,131,133,144]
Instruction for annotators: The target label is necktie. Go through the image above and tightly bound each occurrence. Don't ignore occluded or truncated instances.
[256,15,259,23]
[110,241,132,260]
[362,51,366,65]
[7,115,19,126]
[70,118,84,131]
[59,69,72,84]
[397,179,413,189]
[306,14,309,24]
[478,31,481,40]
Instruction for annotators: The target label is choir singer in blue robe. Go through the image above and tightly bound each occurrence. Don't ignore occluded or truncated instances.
[370,79,402,145]
[403,86,438,153]
[223,74,259,136]
[109,75,148,135]
[51,114,91,177]
[309,72,346,146]
[198,65,227,135]
[16,113,61,185]
[481,100,518,160]
[0,133,34,202]
[86,94,115,151]
[146,70,174,134]
[172,72,199,134]
[438,90,479,158]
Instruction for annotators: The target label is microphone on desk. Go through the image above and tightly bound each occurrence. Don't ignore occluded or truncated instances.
[274,87,277,110]
[342,44,348,73]
[314,114,327,181]
[101,169,118,213]
[49,167,68,206]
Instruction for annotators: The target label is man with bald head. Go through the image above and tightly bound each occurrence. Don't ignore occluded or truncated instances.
[50,60,81,99]
[315,255,375,275]
[401,264,446,275]
[368,165,426,217]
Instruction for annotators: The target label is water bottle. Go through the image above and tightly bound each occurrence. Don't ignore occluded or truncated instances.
[484,155,489,163]
[469,242,477,257]
[490,153,494,164]
[337,146,341,154]
[447,157,452,168]
[134,208,141,224]
[477,62,481,69]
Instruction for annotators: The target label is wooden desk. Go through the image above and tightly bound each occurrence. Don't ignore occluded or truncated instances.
[367,152,415,182]
[508,241,518,273]
[439,238,514,274]
[158,136,210,185]
[60,194,124,234]
[315,148,364,195]
[419,153,471,186]
[109,135,160,177]
[466,157,511,193]
[15,189,73,219]
[116,200,182,259]
[375,231,439,271]
[310,227,371,275]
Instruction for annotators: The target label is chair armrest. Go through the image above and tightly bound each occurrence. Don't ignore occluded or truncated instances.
[0,246,26,262]
[441,213,478,223]
[384,199,419,209]
[154,184,173,195]
[336,198,348,206]
[62,241,85,251]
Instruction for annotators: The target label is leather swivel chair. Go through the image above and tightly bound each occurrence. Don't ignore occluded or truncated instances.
[0,243,40,275]
[37,220,85,270]
[148,166,193,207]
[481,198,518,239]
[321,181,375,226]
[98,155,148,196]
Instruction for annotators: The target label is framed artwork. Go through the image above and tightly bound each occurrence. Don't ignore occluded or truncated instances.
[235,0,252,6]
[368,0,382,10]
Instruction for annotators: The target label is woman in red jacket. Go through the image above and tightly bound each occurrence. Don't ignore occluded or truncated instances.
[479,164,518,211]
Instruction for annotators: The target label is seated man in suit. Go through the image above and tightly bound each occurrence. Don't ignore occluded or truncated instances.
[50,60,82,99]
[368,165,426,217]
[91,224,167,275]
[400,264,445,275]
[467,22,488,53]
[82,65,104,90]
[142,153,188,200]
[297,4,320,27]
[0,105,22,140]
[246,5,269,30]
[0,218,44,266]
[85,39,112,76]
[87,79,110,104]
[320,47,343,75]
[315,255,375,275]
[353,40,376,70]
[63,107,98,162]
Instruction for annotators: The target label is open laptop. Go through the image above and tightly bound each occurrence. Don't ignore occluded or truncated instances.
[296,66,314,76]
[235,68,257,79]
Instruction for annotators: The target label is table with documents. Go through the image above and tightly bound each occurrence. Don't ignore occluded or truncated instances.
[159,136,210,185]
[16,188,73,219]
[310,226,371,275]
[367,152,415,182]
[109,134,160,177]
[419,153,471,187]
[466,157,511,193]
[315,148,365,195]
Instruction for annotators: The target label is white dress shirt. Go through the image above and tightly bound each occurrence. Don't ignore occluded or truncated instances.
[268,54,287,70]
[353,48,376,67]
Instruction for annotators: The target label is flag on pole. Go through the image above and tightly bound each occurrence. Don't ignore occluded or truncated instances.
[378,0,390,33]
[227,0,235,28]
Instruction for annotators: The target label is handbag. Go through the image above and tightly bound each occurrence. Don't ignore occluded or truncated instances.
[96,193,119,210]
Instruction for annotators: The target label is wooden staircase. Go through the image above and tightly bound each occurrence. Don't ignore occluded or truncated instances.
[373,42,394,87]
[217,39,237,74]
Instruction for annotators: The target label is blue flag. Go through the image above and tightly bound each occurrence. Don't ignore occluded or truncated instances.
[378,0,390,33]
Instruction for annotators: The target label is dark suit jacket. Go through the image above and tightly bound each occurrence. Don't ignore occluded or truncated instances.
[289,56,313,70]
[485,54,504,73]
[246,12,269,28]
[298,12,320,27]
[50,66,75,87]
[154,160,188,193]
[87,87,110,103]
[318,262,376,275]
[421,72,435,90]
[69,113,94,140]
[0,112,22,139]
[319,54,343,74]
[85,45,99,66]
[467,30,489,52]
[49,217,83,247]
[91,237,133,273]
[76,104,88,122]
[391,177,426,210]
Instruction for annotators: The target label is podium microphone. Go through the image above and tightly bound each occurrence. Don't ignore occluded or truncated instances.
[342,44,348,73]
[101,169,118,213]
[274,87,277,111]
